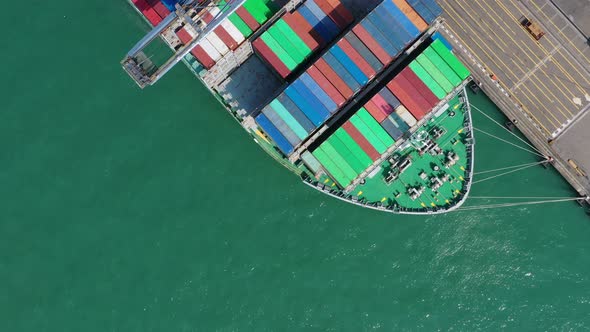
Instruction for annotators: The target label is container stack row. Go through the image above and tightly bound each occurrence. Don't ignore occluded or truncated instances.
[132,0,174,26]
[173,0,277,69]
[256,0,427,156]
[310,108,397,187]
[252,0,354,78]
[406,0,443,24]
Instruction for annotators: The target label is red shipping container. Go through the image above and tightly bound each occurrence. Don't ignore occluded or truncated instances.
[352,25,391,64]
[371,93,394,117]
[236,7,261,31]
[143,8,162,26]
[337,38,375,78]
[202,12,238,50]
[252,39,291,78]
[342,122,381,160]
[364,99,387,122]
[152,1,171,18]
[307,66,346,106]
[313,59,353,99]
[395,74,431,115]
[325,0,354,24]
[315,0,348,30]
[400,67,439,108]
[291,11,325,46]
[133,0,150,11]
[283,13,320,51]
[387,79,427,120]
[175,28,215,69]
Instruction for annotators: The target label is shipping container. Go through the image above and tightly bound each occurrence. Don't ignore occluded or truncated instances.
[388,111,410,132]
[312,146,350,186]
[314,60,354,98]
[423,47,462,86]
[262,106,301,146]
[325,0,354,23]
[371,93,395,117]
[152,1,171,18]
[301,151,322,173]
[228,12,253,37]
[407,0,437,23]
[315,0,348,30]
[430,40,470,79]
[259,33,297,70]
[349,115,388,154]
[322,52,361,92]
[256,113,294,155]
[379,88,402,110]
[351,25,391,64]
[432,32,452,50]
[368,10,406,50]
[275,19,312,58]
[359,18,398,57]
[321,141,359,181]
[344,33,383,72]
[209,7,245,45]
[289,11,325,46]
[408,61,447,99]
[291,79,331,120]
[283,13,320,50]
[392,0,428,32]
[285,86,326,125]
[401,67,440,108]
[342,122,381,161]
[299,73,338,113]
[379,116,404,140]
[382,0,420,40]
[201,12,238,50]
[266,26,306,64]
[357,108,395,147]
[387,80,426,120]
[276,94,316,132]
[329,46,368,85]
[305,1,340,39]
[337,38,376,78]
[416,54,454,93]
[269,100,309,139]
[252,39,291,77]
[306,66,346,106]
[334,128,373,167]
[205,31,230,55]
[327,135,366,174]
[394,74,432,115]
[364,98,388,122]
[298,5,333,42]
[236,6,261,30]
[200,38,223,61]
[396,105,418,127]
[243,0,271,24]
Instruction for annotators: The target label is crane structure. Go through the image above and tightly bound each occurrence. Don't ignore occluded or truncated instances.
[122,0,247,88]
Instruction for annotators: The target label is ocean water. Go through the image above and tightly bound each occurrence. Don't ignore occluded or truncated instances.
[1,1,589,331]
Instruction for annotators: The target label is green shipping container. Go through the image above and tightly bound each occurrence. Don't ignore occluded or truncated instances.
[312,147,350,186]
[334,128,372,167]
[327,135,366,174]
[260,33,298,70]
[408,61,447,99]
[357,108,395,148]
[349,115,387,154]
[321,141,359,181]
[243,0,271,24]
[430,40,471,80]
[423,47,462,86]
[269,100,308,139]
[275,20,312,58]
[229,13,253,37]
[416,54,454,93]
[267,25,306,64]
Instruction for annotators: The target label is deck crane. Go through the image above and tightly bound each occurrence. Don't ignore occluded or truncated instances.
[121,0,247,88]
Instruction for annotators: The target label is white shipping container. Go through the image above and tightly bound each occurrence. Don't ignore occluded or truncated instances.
[222,20,246,44]
[396,105,417,127]
[200,38,223,61]
[206,32,230,55]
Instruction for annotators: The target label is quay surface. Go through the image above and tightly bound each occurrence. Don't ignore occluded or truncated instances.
[437,0,590,197]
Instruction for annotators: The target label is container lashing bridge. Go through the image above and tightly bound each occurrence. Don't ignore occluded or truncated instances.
[122,0,247,88]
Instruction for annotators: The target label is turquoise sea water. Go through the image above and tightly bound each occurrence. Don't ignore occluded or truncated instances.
[2,1,589,330]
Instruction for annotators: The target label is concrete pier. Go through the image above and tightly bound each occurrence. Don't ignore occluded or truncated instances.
[438,0,590,196]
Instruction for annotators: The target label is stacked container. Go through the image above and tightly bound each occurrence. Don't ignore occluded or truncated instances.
[174,0,277,69]
[256,0,425,155]
[253,0,354,78]
[132,0,171,26]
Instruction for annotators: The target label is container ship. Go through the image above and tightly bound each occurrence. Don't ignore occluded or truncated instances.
[122,0,474,214]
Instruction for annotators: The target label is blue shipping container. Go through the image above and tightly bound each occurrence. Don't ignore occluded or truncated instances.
[380,117,403,140]
[299,73,338,113]
[366,11,405,51]
[275,95,315,133]
[378,88,401,109]
[407,0,436,23]
[291,79,331,121]
[359,19,398,57]
[256,113,294,155]
[262,106,302,146]
[284,86,325,126]
[422,0,443,16]
[305,0,340,39]
[330,46,368,85]
[344,33,383,70]
[298,5,333,42]
[322,52,361,92]
[382,0,421,40]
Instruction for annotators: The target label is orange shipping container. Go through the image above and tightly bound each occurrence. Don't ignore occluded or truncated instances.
[391,0,428,32]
